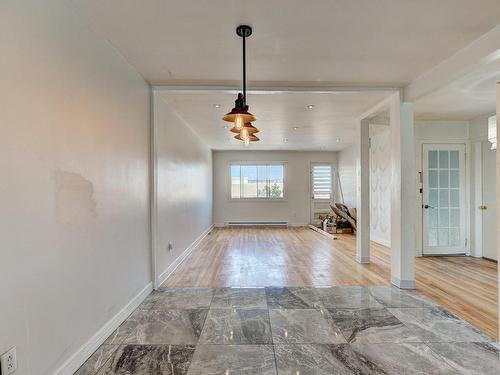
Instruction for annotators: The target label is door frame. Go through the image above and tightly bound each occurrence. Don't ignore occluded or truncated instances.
[420,142,469,255]
[309,162,335,225]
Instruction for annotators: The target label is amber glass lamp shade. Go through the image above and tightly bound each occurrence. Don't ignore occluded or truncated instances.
[230,122,259,134]
[235,133,259,142]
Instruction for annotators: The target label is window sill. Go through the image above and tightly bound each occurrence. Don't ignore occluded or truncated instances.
[228,198,288,203]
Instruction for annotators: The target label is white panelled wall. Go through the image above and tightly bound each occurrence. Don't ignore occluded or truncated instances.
[369,125,392,247]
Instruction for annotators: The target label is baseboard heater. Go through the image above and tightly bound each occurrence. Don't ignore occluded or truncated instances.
[226,221,288,227]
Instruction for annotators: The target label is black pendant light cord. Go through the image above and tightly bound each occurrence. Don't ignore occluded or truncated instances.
[242,32,246,105]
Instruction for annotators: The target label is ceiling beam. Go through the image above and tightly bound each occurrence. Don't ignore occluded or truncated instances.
[152,85,401,95]
[405,24,500,102]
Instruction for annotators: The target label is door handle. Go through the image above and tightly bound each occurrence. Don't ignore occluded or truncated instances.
[423,204,434,209]
[479,205,488,210]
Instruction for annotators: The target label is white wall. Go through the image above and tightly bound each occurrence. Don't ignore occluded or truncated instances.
[0,1,151,374]
[213,151,337,226]
[154,96,213,282]
[469,115,494,257]
[337,146,356,207]
[370,125,391,246]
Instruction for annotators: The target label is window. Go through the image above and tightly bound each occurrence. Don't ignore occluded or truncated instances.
[230,163,285,199]
[312,164,332,200]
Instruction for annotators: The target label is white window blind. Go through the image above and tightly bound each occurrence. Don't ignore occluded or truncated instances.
[312,164,332,200]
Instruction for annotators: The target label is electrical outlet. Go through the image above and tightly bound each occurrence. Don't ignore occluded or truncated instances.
[1,347,17,374]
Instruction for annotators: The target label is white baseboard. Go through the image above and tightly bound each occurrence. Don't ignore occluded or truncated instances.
[157,225,214,288]
[370,235,391,247]
[356,255,371,264]
[53,282,153,375]
[308,225,338,239]
[288,222,309,227]
[391,276,416,289]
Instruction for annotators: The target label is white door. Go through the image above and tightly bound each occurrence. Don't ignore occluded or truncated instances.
[310,163,333,226]
[481,141,497,260]
[422,144,466,255]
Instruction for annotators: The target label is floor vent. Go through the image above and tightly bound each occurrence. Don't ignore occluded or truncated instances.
[226,221,288,227]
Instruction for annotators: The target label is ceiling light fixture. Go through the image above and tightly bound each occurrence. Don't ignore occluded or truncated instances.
[307,105,315,109]
[222,25,259,144]
[214,104,221,108]
[293,126,299,130]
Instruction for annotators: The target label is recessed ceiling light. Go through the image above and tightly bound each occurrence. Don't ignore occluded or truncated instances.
[213,104,221,108]
[293,126,299,130]
[307,105,315,109]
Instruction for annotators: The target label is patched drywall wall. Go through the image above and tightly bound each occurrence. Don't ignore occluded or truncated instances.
[0,1,150,373]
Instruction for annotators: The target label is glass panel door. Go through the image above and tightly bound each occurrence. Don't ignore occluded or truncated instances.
[422,144,466,255]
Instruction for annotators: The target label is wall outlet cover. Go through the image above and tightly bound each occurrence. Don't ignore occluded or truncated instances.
[0,347,17,374]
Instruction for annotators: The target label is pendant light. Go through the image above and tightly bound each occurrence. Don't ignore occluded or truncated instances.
[223,25,260,143]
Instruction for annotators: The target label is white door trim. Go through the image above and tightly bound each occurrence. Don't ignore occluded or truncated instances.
[422,143,467,255]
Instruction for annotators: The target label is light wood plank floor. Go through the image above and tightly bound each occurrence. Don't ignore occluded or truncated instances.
[163,227,498,338]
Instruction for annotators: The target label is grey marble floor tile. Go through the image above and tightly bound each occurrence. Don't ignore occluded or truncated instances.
[351,342,459,374]
[265,287,321,309]
[368,286,436,308]
[146,288,214,310]
[75,345,118,375]
[316,286,383,309]
[274,343,380,375]
[269,309,345,344]
[328,308,421,344]
[212,287,267,309]
[427,342,500,375]
[122,309,208,345]
[187,344,277,375]
[199,308,272,344]
[102,325,135,345]
[96,344,195,375]
[388,307,494,343]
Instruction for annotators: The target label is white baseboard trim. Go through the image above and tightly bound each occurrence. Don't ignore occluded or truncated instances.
[308,225,338,239]
[288,222,309,227]
[370,235,391,247]
[356,255,371,264]
[157,225,214,288]
[391,276,416,289]
[53,282,153,375]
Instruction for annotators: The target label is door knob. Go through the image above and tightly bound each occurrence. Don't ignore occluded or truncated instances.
[479,205,487,210]
[423,204,434,209]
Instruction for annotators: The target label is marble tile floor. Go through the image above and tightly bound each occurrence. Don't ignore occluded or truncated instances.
[75,286,499,375]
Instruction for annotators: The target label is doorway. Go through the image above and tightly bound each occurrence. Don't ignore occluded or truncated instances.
[422,144,467,255]
[310,163,333,226]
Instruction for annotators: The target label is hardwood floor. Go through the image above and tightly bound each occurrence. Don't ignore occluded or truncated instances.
[163,226,498,339]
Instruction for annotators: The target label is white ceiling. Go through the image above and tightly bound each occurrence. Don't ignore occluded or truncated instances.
[159,90,392,151]
[414,57,500,121]
[69,0,500,87]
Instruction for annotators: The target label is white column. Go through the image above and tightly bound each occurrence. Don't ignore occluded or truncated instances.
[356,119,370,263]
[496,82,500,340]
[390,99,416,289]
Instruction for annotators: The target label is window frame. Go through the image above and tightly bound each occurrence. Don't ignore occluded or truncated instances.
[228,161,287,201]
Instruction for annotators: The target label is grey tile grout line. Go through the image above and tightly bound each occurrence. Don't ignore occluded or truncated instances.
[265,290,280,375]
